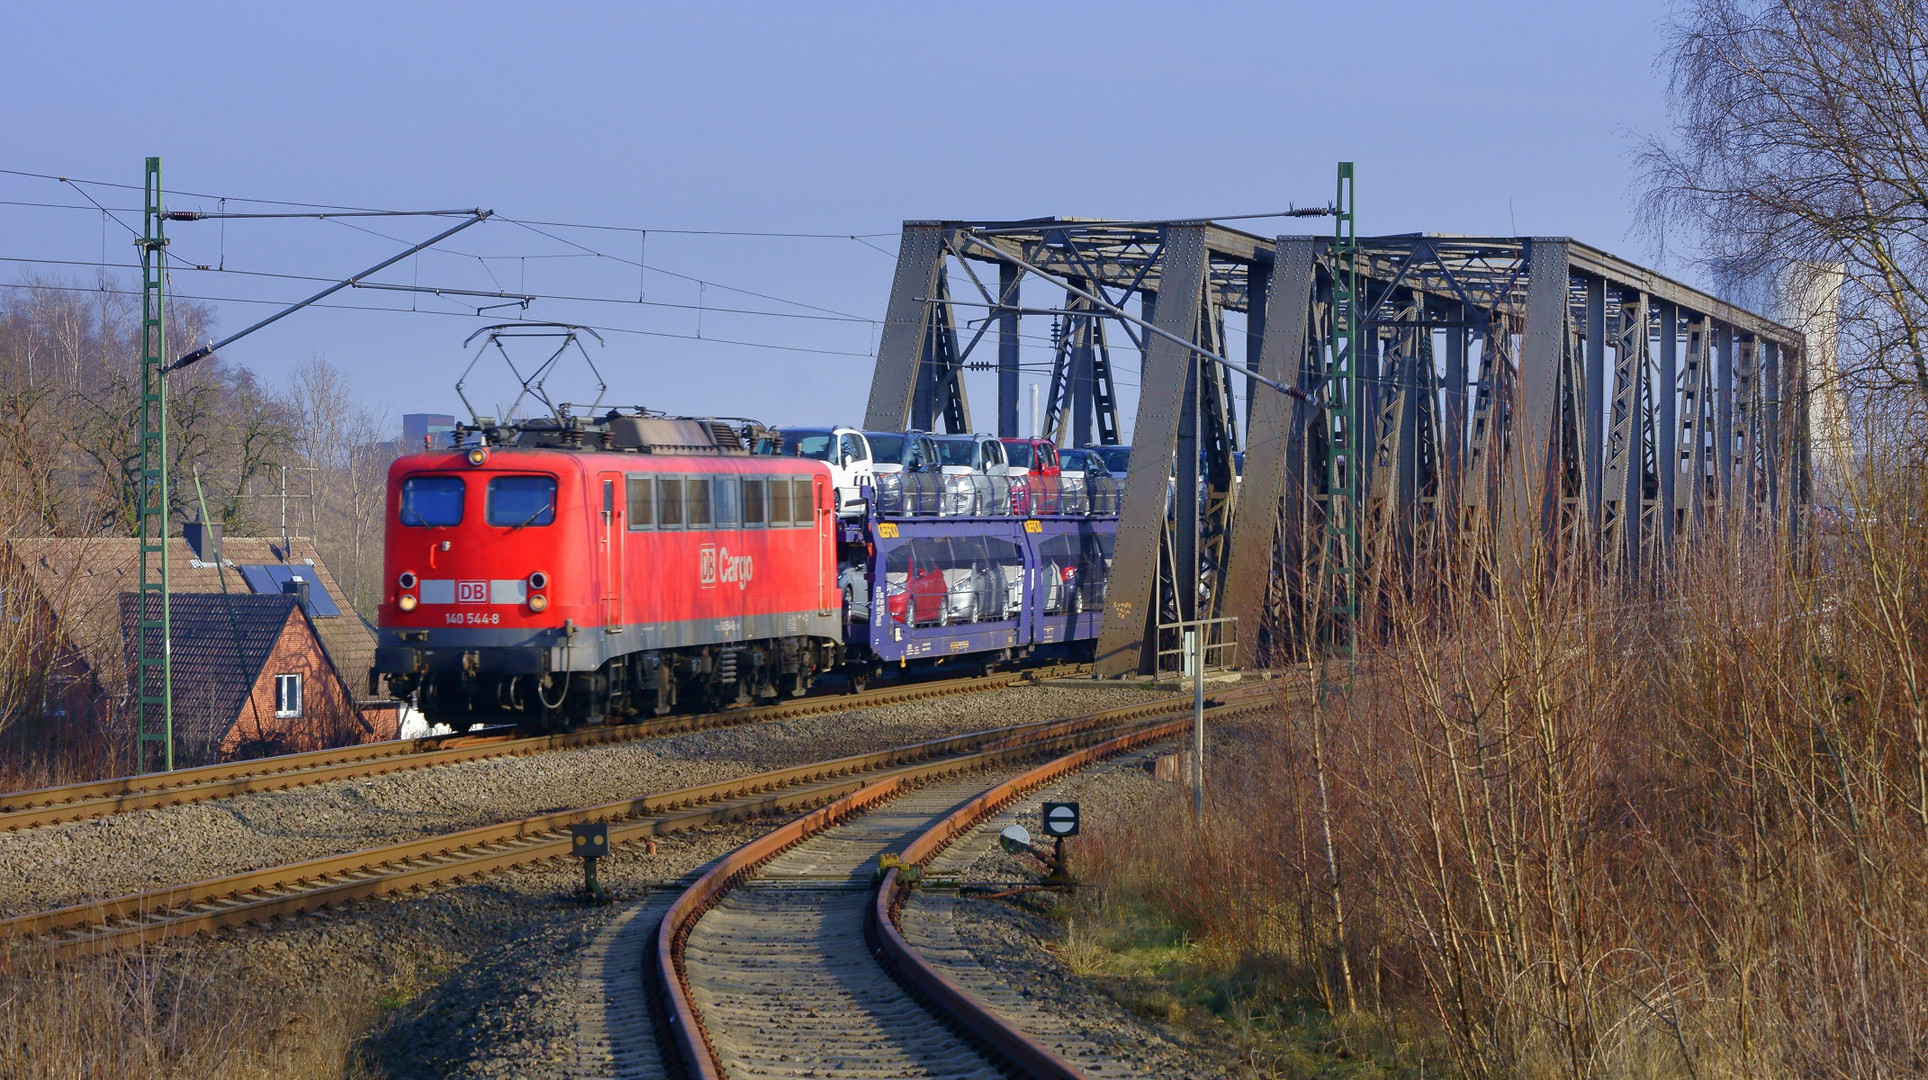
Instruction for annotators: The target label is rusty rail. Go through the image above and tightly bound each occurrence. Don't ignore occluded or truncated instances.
[655,775,909,1080]
[0,664,1088,831]
[0,676,1184,960]
[652,680,1282,1079]
[869,709,1257,1079]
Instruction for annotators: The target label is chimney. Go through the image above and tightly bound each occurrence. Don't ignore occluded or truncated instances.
[184,519,222,562]
[282,575,312,614]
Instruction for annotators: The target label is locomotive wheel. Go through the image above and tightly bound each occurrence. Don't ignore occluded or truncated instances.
[846,668,870,695]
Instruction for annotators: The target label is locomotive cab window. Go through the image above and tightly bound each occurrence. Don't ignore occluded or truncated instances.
[626,476,653,530]
[486,475,557,527]
[399,475,464,527]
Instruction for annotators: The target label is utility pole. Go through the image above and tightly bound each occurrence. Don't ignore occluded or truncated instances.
[135,157,174,772]
[130,169,485,773]
[1325,163,1361,658]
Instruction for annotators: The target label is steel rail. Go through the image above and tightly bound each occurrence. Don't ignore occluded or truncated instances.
[870,711,1243,1079]
[652,682,1280,1080]
[0,665,1089,832]
[0,681,1215,960]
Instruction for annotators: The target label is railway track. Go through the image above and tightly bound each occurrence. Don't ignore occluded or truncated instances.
[0,663,1090,833]
[0,682,1252,960]
[653,688,1270,1080]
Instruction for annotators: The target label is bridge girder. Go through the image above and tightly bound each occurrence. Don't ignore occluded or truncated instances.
[864,221,1811,675]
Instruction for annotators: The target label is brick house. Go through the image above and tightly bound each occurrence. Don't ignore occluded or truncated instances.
[3,530,403,766]
[119,592,377,761]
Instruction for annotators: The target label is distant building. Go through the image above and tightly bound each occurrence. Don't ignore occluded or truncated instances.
[118,592,366,761]
[2,531,403,767]
[402,413,457,452]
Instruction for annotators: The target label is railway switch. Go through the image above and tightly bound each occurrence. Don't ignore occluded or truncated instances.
[570,822,611,904]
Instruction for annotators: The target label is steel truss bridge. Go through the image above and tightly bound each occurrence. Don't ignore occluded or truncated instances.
[863,219,1810,677]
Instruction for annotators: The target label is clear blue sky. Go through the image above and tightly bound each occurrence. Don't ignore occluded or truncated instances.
[1,2,1693,437]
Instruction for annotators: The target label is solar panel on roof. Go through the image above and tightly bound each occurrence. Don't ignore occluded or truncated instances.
[236,563,342,617]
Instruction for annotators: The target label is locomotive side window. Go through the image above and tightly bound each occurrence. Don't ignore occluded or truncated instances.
[399,475,464,527]
[742,477,766,527]
[792,479,814,526]
[685,476,713,527]
[487,475,557,527]
[627,476,653,530]
[713,477,740,527]
[768,474,793,527]
[657,478,684,528]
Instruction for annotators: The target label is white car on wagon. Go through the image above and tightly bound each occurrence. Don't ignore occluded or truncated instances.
[778,426,875,517]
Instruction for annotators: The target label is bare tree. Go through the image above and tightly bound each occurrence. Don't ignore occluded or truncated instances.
[1641,0,1928,398]
[290,355,393,616]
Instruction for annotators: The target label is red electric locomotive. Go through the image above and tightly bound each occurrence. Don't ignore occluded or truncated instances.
[374,413,843,727]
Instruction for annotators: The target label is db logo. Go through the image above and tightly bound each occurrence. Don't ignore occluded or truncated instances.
[699,544,752,591]
[457,580,489,604]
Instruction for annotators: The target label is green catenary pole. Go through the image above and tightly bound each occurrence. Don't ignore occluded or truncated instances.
[1324,162,1360,657]
[137,157,173,772]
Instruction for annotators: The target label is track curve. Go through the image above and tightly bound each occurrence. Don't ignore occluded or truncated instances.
[654,683,1276,1079]
[0,682,1212,960]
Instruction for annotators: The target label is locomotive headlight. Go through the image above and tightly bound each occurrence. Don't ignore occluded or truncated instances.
[528,570,548,590]
[466,446,489,467]
[398,571,417,590]
[527,594,549,613]
[397,593,419,612]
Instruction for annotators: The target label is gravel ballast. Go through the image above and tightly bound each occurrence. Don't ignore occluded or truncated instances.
[0,683,1164,919]
[182,819,763,1079]
[895,713,1295,1080]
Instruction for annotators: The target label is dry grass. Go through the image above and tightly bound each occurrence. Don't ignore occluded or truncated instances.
[0,947,378,1080]
[1074,453,1928,1078]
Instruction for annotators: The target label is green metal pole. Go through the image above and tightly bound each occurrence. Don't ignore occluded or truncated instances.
[1325,162,1360,658]
[137,157,173,772]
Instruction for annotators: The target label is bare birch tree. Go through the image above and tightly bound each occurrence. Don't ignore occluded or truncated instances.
[1641,0,1928,399]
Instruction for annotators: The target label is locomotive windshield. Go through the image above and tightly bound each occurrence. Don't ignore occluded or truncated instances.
[399,475,464,527]
[487,475,558,527]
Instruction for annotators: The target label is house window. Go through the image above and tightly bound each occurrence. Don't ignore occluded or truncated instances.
[275,674,303,718]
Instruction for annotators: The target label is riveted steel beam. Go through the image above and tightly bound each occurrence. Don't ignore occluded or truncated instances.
[1222,238,1316,667]
[1095,225,1209,677]
[865,223,947,431]
[1499,240,1570,575]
